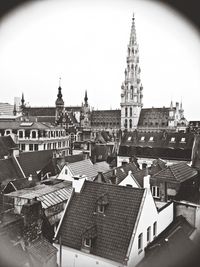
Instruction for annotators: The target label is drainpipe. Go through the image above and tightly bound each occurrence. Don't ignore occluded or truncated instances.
[59,236,62,267]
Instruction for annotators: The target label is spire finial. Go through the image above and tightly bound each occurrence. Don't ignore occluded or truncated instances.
[59,77,61,87]
[129,12,137,45]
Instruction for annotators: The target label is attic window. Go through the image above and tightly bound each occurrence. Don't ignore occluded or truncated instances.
[180,137,186,143]
[127,136,132,141]
[96,193,109,214]
[140,136,145,141]
[149,136,154,142]
[170,137,175,143]
[84,238,91,248]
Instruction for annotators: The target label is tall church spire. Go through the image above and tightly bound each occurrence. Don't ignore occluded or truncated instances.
[55,78,64,106]
[120,13,143,131]
[84,90,88,106]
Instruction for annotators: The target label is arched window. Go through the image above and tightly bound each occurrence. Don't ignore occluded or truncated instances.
[124,119,127,129]
[130,86,133,99]
[130,107,132,117]
[32,131,36,139]
[125,107,128,117]
[129,119,132,129]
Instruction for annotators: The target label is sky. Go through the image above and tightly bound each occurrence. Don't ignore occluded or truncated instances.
[0,0,199,120]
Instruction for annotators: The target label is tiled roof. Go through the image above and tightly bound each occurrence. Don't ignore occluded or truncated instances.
[94,161,110,173]
[149,158,167,175]
[138,216,196,267]
[0,136,18,158]
[119,131,194,161]
[0,158,24,184]
[152,162,198,183]
[17,150,54,178]
[94,162,139,184]
[65,154,85,163]
[23,107,56,116]
[27,237,57,263]
[138,107,172,127]
[56,181,145,264]
[67,159,98,180]
[6,178,36,191]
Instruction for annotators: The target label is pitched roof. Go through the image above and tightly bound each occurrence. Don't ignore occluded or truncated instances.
[152,162,198,183]
[27,237,57,263]
[4,178,36,192]
[138,216,196,267]
[6,180,72,208]
[56,181,145,264]
[0,157,24,185]
[94,161,110,173]
[17,150,54,178]
[94,162,139,184]
[119,131,194,161]
[0,136,18,158]
[67,159,98,180]
[138,107,172,127]
[0,102,14,116]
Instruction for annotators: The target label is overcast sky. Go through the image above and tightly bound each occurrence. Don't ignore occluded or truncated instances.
[0,0,199,120]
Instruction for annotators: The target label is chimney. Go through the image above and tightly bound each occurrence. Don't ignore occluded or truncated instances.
[143,169,150,190]
[97,172,103,183]
[72,176,86,193]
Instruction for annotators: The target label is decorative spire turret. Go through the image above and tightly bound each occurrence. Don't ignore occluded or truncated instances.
[21,93,25,108]
[55,78,64,107]
[120,13,143,131]
[84,90,88,106]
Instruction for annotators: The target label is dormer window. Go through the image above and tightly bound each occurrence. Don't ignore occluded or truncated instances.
[81,225,97,253]
[140,136,145,141]
[97,205,105,213]
[170,137,175,143]
[128,136,132,141]
[96,193,109,214]
[84,238,91,248]
[180,137,186,143]
[149,136,154,142]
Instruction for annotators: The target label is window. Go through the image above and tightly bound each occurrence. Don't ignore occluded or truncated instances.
[127,136,132,141]
[140,136,145,141]
[149,136,154,142]
[29,144,33,151]
[138,233,143,252]
[124,119,127,129]
[32,131,36,138]
[153,222,157,237]
[147,226,151,243]
[34,144,38,151]
[5,130,10,135]
[180,137,186,143]
[170,137,175,142]
[97,205,105,213]
[130,107,132,117]
[125,107,128,117]
[129,119,132,129]
[18,131,23,138]
[152,186,160,198]
[43,144,46,150]
[130,86,133,99]
[21,144,25,151]
[84,238,91,248]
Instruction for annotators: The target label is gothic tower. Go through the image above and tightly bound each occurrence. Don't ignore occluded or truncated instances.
[120,14,143,131]
[55,78,65,124]
[80,90,91,128]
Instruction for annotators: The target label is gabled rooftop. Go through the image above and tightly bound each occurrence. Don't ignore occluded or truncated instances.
[67,159,98,181]
[152,162,198,183]
[0,136,18,158]
[56,181,145,264]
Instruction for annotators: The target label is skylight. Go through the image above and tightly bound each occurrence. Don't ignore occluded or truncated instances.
[140,136,145,141]
[149,136,154,141]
